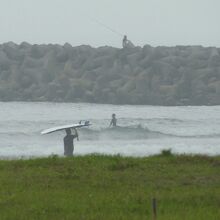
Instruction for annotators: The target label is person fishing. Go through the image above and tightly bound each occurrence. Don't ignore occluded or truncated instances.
[122,35,128,48]
[122,35,135,48]
[109,113,117,127]
[63,128,78,156]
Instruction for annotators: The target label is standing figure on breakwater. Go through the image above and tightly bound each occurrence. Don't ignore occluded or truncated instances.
[122,35,128,48]
[63,128,78,156]
[122,35,135,48]
[109,113,117,127]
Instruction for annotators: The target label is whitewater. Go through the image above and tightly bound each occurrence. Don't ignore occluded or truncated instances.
[0,102,220,158]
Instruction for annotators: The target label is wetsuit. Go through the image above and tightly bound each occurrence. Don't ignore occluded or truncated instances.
[63,134,77,156]
[110,118,117,127]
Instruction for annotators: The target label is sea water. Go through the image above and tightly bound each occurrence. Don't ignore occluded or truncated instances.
[0,102,220,158]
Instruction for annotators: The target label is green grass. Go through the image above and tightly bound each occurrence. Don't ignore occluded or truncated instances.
[0,154,219,220]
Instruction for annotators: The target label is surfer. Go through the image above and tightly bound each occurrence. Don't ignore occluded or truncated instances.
[109,113,117,127]
[63,128,78,156]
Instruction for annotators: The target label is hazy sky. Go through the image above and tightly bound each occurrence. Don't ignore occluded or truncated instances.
[0,0,219,48]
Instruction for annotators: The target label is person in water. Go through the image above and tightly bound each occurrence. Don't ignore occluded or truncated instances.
[109,113,117,127]
[63,128,78,156]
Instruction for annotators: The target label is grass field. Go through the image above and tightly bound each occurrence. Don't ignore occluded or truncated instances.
[0,153,219,220]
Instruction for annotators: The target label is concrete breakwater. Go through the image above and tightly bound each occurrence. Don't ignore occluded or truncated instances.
[0,42,220,105]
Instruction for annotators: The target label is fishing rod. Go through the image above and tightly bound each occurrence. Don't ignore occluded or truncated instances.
[88,16,124,38]
[86,15,135,47]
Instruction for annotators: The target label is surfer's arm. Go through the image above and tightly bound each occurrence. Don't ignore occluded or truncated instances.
[73,128,79,141]
[109,119,113,127]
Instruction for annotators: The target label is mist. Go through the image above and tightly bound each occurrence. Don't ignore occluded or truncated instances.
[0,0,219,47]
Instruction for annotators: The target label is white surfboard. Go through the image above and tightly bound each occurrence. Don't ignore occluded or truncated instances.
[41,121,91,135]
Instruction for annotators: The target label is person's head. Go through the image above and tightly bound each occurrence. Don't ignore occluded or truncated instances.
[112,113,116,118]
[124,35,127,40]
[65,128,71,135]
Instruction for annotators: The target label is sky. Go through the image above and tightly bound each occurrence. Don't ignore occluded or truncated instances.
[0,0,219,48]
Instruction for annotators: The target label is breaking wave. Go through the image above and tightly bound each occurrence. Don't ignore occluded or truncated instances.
[1,125,220,140]
[79,126,220,140]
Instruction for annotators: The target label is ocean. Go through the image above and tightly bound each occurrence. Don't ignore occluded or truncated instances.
[0,102,220,158]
